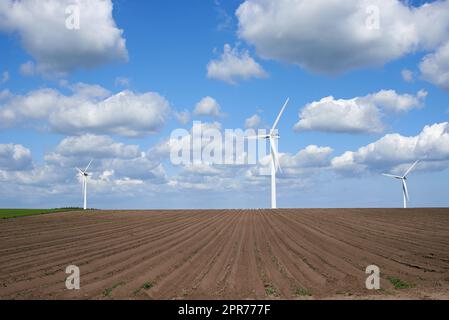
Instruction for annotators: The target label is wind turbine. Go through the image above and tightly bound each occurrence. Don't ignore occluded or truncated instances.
[382,160,420,209]
[76,160,93,210]
[248,98,289,209]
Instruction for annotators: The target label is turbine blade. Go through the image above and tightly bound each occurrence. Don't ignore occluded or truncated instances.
[271,98,290,131]
[246,135,270,140]
[382,173,402,179]
[269,137,282,173]
[402,179,410,201]
[84,159,93,172]
[76,167,84,175]
[404,160,419,178]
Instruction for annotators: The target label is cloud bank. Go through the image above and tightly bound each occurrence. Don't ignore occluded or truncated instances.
[0,0,128,75]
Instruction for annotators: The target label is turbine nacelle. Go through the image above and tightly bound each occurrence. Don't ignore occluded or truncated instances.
[76,169,90,177]
[250,133,279,140]
[270,131,280,140]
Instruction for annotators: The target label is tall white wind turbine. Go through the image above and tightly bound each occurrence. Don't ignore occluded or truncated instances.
[248,98,289,209]
[76,160,93,210]
[382,160,420,209]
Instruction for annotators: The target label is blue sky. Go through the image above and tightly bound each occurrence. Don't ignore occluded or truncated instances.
[0,0,448,209]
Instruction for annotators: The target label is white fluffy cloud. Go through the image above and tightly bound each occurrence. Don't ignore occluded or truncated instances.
[207,44,267,84]
[0,144,32,171]
[40,134,167,188]
[236,0,449,74]
[244,144,334,186]
[0,134,168,194]
[277,145,333,177]
[193,96,224,117]
[0,0,128,75]
[295,96,383,134]
[0,84,171,137]
[294,89,426,134]
[51,90,170,137]
[360,89,427,112]
[420,41,449,91]
[173,110,191,125]
[331,122,449,174]
[401,69,414,82]
[244,113,261,129]
[45,134,141,163]
[0,137,339,199]
[0,163,73,187]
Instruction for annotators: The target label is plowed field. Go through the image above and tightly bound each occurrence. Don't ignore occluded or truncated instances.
[1,209,448,299]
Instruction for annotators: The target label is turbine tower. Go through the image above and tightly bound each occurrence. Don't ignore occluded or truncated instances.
[76,160,93,210]
[382,160,419,209]
[248,98,289,209]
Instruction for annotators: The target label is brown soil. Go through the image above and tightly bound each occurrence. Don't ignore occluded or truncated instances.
[0,208,448,300]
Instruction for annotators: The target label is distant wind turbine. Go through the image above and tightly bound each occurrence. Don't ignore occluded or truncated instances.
[382,160,420,209]
[248,98,289,209]
[76,160,93,210]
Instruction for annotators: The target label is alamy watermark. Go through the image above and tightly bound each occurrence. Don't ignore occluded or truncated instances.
[365,5,380,30]
[65,4,80,30]
[365,265,380,290]
[65,265,80,290]
[169,121,279,176]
